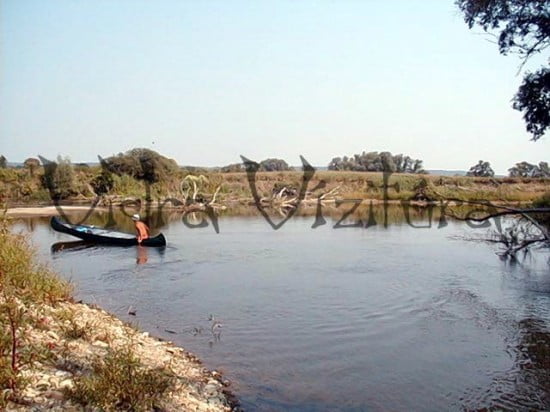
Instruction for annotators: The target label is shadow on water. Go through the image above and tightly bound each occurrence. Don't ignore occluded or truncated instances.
[50,240,165,265]
[51,240,94,253]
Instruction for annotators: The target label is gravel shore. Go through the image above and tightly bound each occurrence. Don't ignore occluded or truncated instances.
[4,299,239,411]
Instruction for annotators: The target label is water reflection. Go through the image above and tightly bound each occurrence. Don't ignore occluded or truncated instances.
[136,246,148,265]
[16,202,509,234]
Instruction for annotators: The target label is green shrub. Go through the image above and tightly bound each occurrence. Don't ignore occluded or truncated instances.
[67,345,174,411]
[41,156,78,200]
[111,174,146,198]
[0,219,72,304]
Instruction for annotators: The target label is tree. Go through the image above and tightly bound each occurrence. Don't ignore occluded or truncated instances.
[537,161,550,177]
[23,158,40,177]
[258,158,292,172]
[509,161,550,177]
[509,161,537,177]
[457,0,550,140]
[101,148,179,184]
[220,163,243,173]
[0,155,6,169]
[328,151,426,173]
[513,68,550,140]
[40,155,77,200]
[467,160,495,177]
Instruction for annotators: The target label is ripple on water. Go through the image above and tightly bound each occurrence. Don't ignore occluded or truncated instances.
[18,217,550,411]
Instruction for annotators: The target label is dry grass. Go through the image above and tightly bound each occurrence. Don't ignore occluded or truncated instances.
[2,167,548,205]
[214,171,548,203]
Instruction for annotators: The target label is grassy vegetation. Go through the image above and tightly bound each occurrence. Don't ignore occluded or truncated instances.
[0,217,175,409]
[0,217,72,304]
[223,170,550,203]
[66,345,174,412]
[0,216,72,405]
[1,163,549,206]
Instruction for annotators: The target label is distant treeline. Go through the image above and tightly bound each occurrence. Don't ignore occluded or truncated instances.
[465,160,550,178]
[218,158,292,173]
[328,151,426,173]
[1,150,549,179]
[2,149,550,205]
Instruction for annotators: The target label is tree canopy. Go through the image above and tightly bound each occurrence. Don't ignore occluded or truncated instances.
[467,160,495,177]
[100,148,179,184]
[457,0,550,140]
[508,161,550,177]
[329,151,426,173]
[259,158,292,172]
[0,155,7,169]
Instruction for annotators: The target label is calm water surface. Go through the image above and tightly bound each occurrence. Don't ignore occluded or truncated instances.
[15,211,550,411]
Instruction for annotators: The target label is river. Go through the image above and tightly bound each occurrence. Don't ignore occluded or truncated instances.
[14,207,550,411]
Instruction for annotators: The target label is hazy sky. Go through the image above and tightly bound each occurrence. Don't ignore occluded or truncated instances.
[1,0,548,173]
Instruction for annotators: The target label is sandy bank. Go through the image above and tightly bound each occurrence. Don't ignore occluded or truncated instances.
[4,206,109,218]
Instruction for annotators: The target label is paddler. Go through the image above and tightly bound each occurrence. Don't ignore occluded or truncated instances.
[132,214,150,244]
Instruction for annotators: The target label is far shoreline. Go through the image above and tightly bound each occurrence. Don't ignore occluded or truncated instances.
[4,197,537,218]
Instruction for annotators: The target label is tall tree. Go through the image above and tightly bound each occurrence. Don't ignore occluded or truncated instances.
[467,160,495,177]
[457,0,550,140]
[0,155,7,169]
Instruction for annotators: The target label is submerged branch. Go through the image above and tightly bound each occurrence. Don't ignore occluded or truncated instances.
[433,191,550,258]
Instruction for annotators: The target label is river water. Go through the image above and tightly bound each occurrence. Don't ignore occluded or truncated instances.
[14,208,550,411]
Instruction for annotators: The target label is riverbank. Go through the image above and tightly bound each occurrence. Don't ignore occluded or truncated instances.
[2,168,549,207]
[0,220,238,411]
[5,301,236,411]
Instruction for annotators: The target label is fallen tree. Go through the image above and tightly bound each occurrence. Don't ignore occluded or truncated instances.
[442,197,550,260]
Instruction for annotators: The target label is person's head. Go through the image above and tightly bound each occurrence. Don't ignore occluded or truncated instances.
[132,214,140,222]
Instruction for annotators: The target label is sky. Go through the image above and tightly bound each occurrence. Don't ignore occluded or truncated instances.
[0,0,548,174]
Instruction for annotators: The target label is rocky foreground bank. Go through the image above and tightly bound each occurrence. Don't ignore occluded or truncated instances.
[1,215,239,411]
[4,298,238,411]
